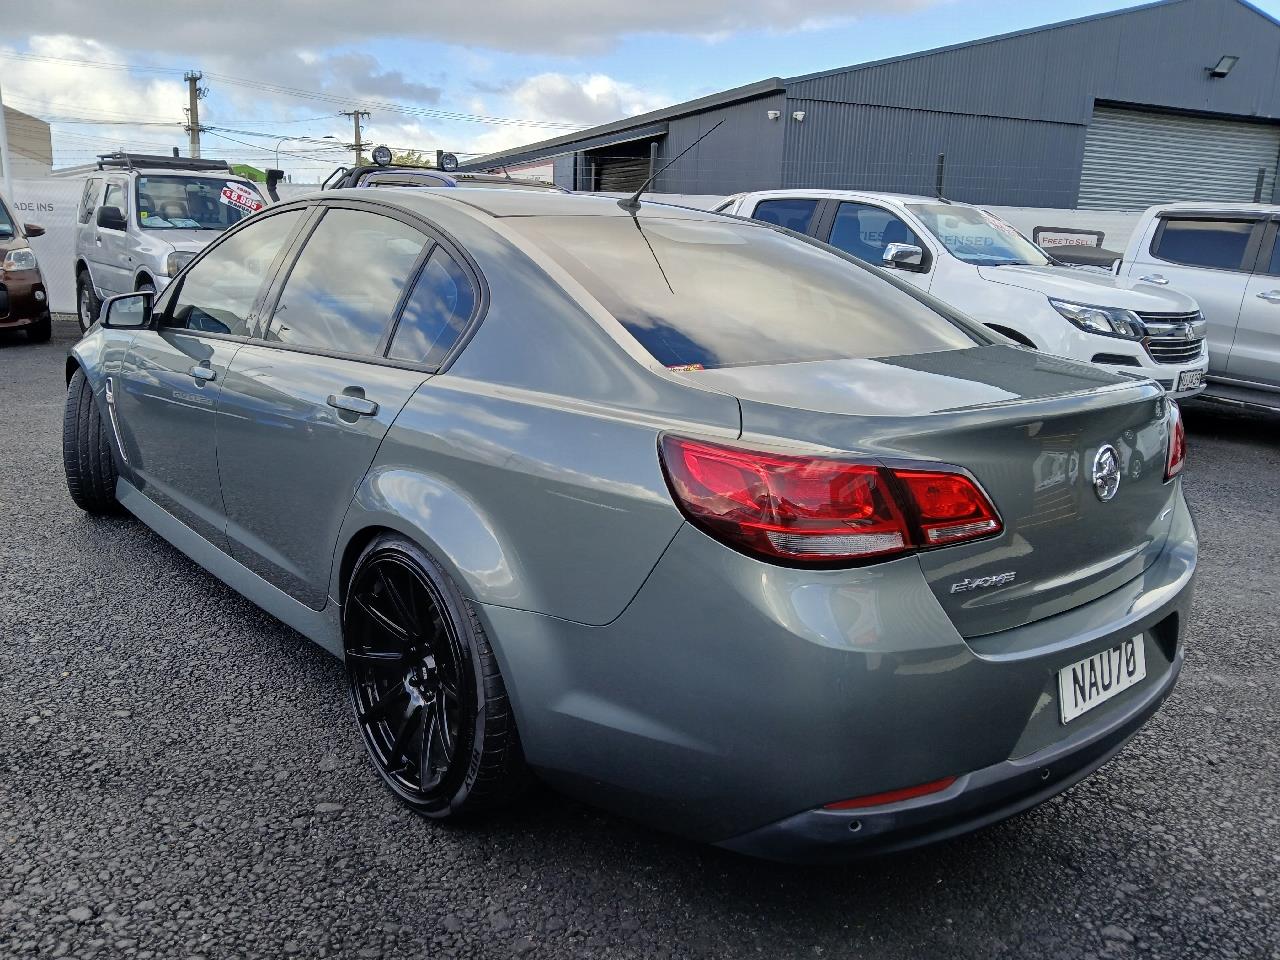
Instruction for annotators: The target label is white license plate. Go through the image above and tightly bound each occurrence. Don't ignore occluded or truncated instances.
[1058,637,1147,724]
[1177,369,1205,391]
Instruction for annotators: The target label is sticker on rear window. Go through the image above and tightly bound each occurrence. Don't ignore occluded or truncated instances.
[220,183,264,215]
[667,363,705,372]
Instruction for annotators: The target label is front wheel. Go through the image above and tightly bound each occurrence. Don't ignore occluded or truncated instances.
[62,369,120,514]
[344,534,527,817]
[76,271,100,333]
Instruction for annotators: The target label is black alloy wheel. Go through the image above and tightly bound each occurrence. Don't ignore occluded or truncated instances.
[344,535,526,816]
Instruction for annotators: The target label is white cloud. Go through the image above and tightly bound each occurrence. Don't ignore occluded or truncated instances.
[1,0,938,57]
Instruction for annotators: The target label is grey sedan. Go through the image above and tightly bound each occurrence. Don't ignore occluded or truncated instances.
[62,189,1196,861]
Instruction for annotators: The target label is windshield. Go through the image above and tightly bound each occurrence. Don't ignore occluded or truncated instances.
[907,204,1051,267]
[508,214,982,370]
[135,175,265,230]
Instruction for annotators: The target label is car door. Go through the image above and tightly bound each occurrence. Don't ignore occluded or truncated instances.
[75,176,103,273]
[1125,214,1263,376]
[93,178,133,297]
[820,201,934,291]
[1228,218,1280,389]
[215,201,477,610]
[111,208,306,549]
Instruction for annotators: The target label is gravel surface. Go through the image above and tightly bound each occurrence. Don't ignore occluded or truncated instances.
[2,319,1278,960]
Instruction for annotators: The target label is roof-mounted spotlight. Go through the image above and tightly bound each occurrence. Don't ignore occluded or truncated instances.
[1208,55,1239,78]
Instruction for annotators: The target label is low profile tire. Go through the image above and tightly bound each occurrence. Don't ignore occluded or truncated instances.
[344,534,527,818]
[27,316,51,343]
[62,369,120,514]
[76,270,101,333]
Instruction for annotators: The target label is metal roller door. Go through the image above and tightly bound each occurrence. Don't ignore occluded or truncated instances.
[1078,106,1280,209]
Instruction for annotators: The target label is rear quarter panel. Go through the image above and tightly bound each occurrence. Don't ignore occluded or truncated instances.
[332,201,741,625]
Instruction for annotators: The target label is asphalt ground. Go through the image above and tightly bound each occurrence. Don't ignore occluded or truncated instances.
[2,318,1278,960]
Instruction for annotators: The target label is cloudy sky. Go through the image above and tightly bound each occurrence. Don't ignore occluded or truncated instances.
[2,0,1277,181]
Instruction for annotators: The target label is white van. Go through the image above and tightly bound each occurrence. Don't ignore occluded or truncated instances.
[717,190,1209,399]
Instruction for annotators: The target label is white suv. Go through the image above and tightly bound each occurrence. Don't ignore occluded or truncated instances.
[1118,202,1280,411]
[717,190,1209,399]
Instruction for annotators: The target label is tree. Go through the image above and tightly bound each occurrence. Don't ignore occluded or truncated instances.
[390,150,433,168]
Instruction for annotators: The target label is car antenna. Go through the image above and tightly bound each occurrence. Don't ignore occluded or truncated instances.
[501,165,513,180]
[618,119,724,213]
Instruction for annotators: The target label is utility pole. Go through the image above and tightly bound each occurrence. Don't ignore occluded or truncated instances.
[341,110,370,165]
[184,71,205,159]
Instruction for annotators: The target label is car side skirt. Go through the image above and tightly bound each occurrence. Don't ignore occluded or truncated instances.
[116,479,343,655]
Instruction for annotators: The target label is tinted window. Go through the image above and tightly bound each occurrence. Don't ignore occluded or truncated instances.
[1154,218,1255,270]
[78,178,101,224]
[167,210,302,336]
[266,209,427,355]
[1267,232,1280,276]
[388,249,477,366]
[828,203,927,264]
[751,198,818,232]
[509,215,980,370]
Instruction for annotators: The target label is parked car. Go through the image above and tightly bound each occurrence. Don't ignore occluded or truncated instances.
[1117,202,1280,411]
[74,153,268,333]
[0,192,51,342]
[63,189,1195,861]
[717,190,1209,400]
[324,152,567,193]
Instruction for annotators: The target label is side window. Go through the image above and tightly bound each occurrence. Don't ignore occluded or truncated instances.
[1265,228,1280,277]
[265,208,427,356]
[167,210,302,336]
[1152,218,1256,270]
[751,198,819,232]
[388,248,478,366]
[828,202,923,264]
[101,181,126,222]
[78,178,102,224]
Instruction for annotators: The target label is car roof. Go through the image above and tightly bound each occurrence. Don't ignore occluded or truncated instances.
[735,188,941,206]
[1144,200,1280,215]
[335,187,728,220]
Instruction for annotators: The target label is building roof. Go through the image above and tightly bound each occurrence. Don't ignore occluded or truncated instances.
[460,0,1278,172]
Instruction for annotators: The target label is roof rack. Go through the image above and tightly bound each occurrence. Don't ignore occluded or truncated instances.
[96,152,233,173]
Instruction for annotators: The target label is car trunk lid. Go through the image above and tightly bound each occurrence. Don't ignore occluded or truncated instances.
[677,345,1178,637]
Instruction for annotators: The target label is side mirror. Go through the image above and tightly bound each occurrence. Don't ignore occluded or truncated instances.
[97,206,127,231]
[23,223,45,238]
[101,292,152,330]
[882,242,925,271]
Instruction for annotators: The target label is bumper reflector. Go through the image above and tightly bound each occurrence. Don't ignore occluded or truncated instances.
[823,776,957,811]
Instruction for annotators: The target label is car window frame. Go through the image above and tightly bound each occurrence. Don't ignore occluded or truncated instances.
[254,196,488,374]
[78,177,103,224]
[100,178,129,230]
[1149,214,1266,274]
[822,200,934,273]
[746,196,826,235]
[1249,216,1280,277]
[154,203,314,344]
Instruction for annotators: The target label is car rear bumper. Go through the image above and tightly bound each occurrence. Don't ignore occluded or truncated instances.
[717,637,1181,862]
[480,486,1196,857]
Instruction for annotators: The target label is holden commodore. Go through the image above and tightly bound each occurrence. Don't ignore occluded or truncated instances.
[62,189,1196,861]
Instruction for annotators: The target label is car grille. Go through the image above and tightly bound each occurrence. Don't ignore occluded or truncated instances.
[1136,311,1206,365]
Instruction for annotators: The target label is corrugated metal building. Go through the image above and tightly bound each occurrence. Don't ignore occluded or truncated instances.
[461,0,1280,209]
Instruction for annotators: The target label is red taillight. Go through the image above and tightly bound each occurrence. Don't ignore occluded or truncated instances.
[823,776,958,811]
[1165,401,1186,480]
[658,436,1001,565]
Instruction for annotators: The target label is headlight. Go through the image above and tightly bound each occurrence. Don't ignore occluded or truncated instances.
[165,251,196,277]
[1048,298,1145,339]
[2,248,38,272]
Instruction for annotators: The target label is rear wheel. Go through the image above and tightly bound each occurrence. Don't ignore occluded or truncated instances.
[62,369,120,514]
[76,271,100,333]
[344,534,527,817]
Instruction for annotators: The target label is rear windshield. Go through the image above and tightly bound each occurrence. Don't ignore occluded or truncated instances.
[509,214,981,369]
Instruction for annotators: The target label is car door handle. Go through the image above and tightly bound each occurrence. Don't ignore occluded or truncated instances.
[1138,274,1169,285]
[188,365,216,383]
[327,394,379,416]
[1256,290,1280,303]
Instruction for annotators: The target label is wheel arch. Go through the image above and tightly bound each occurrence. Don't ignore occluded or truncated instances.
[134,270,156,291]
